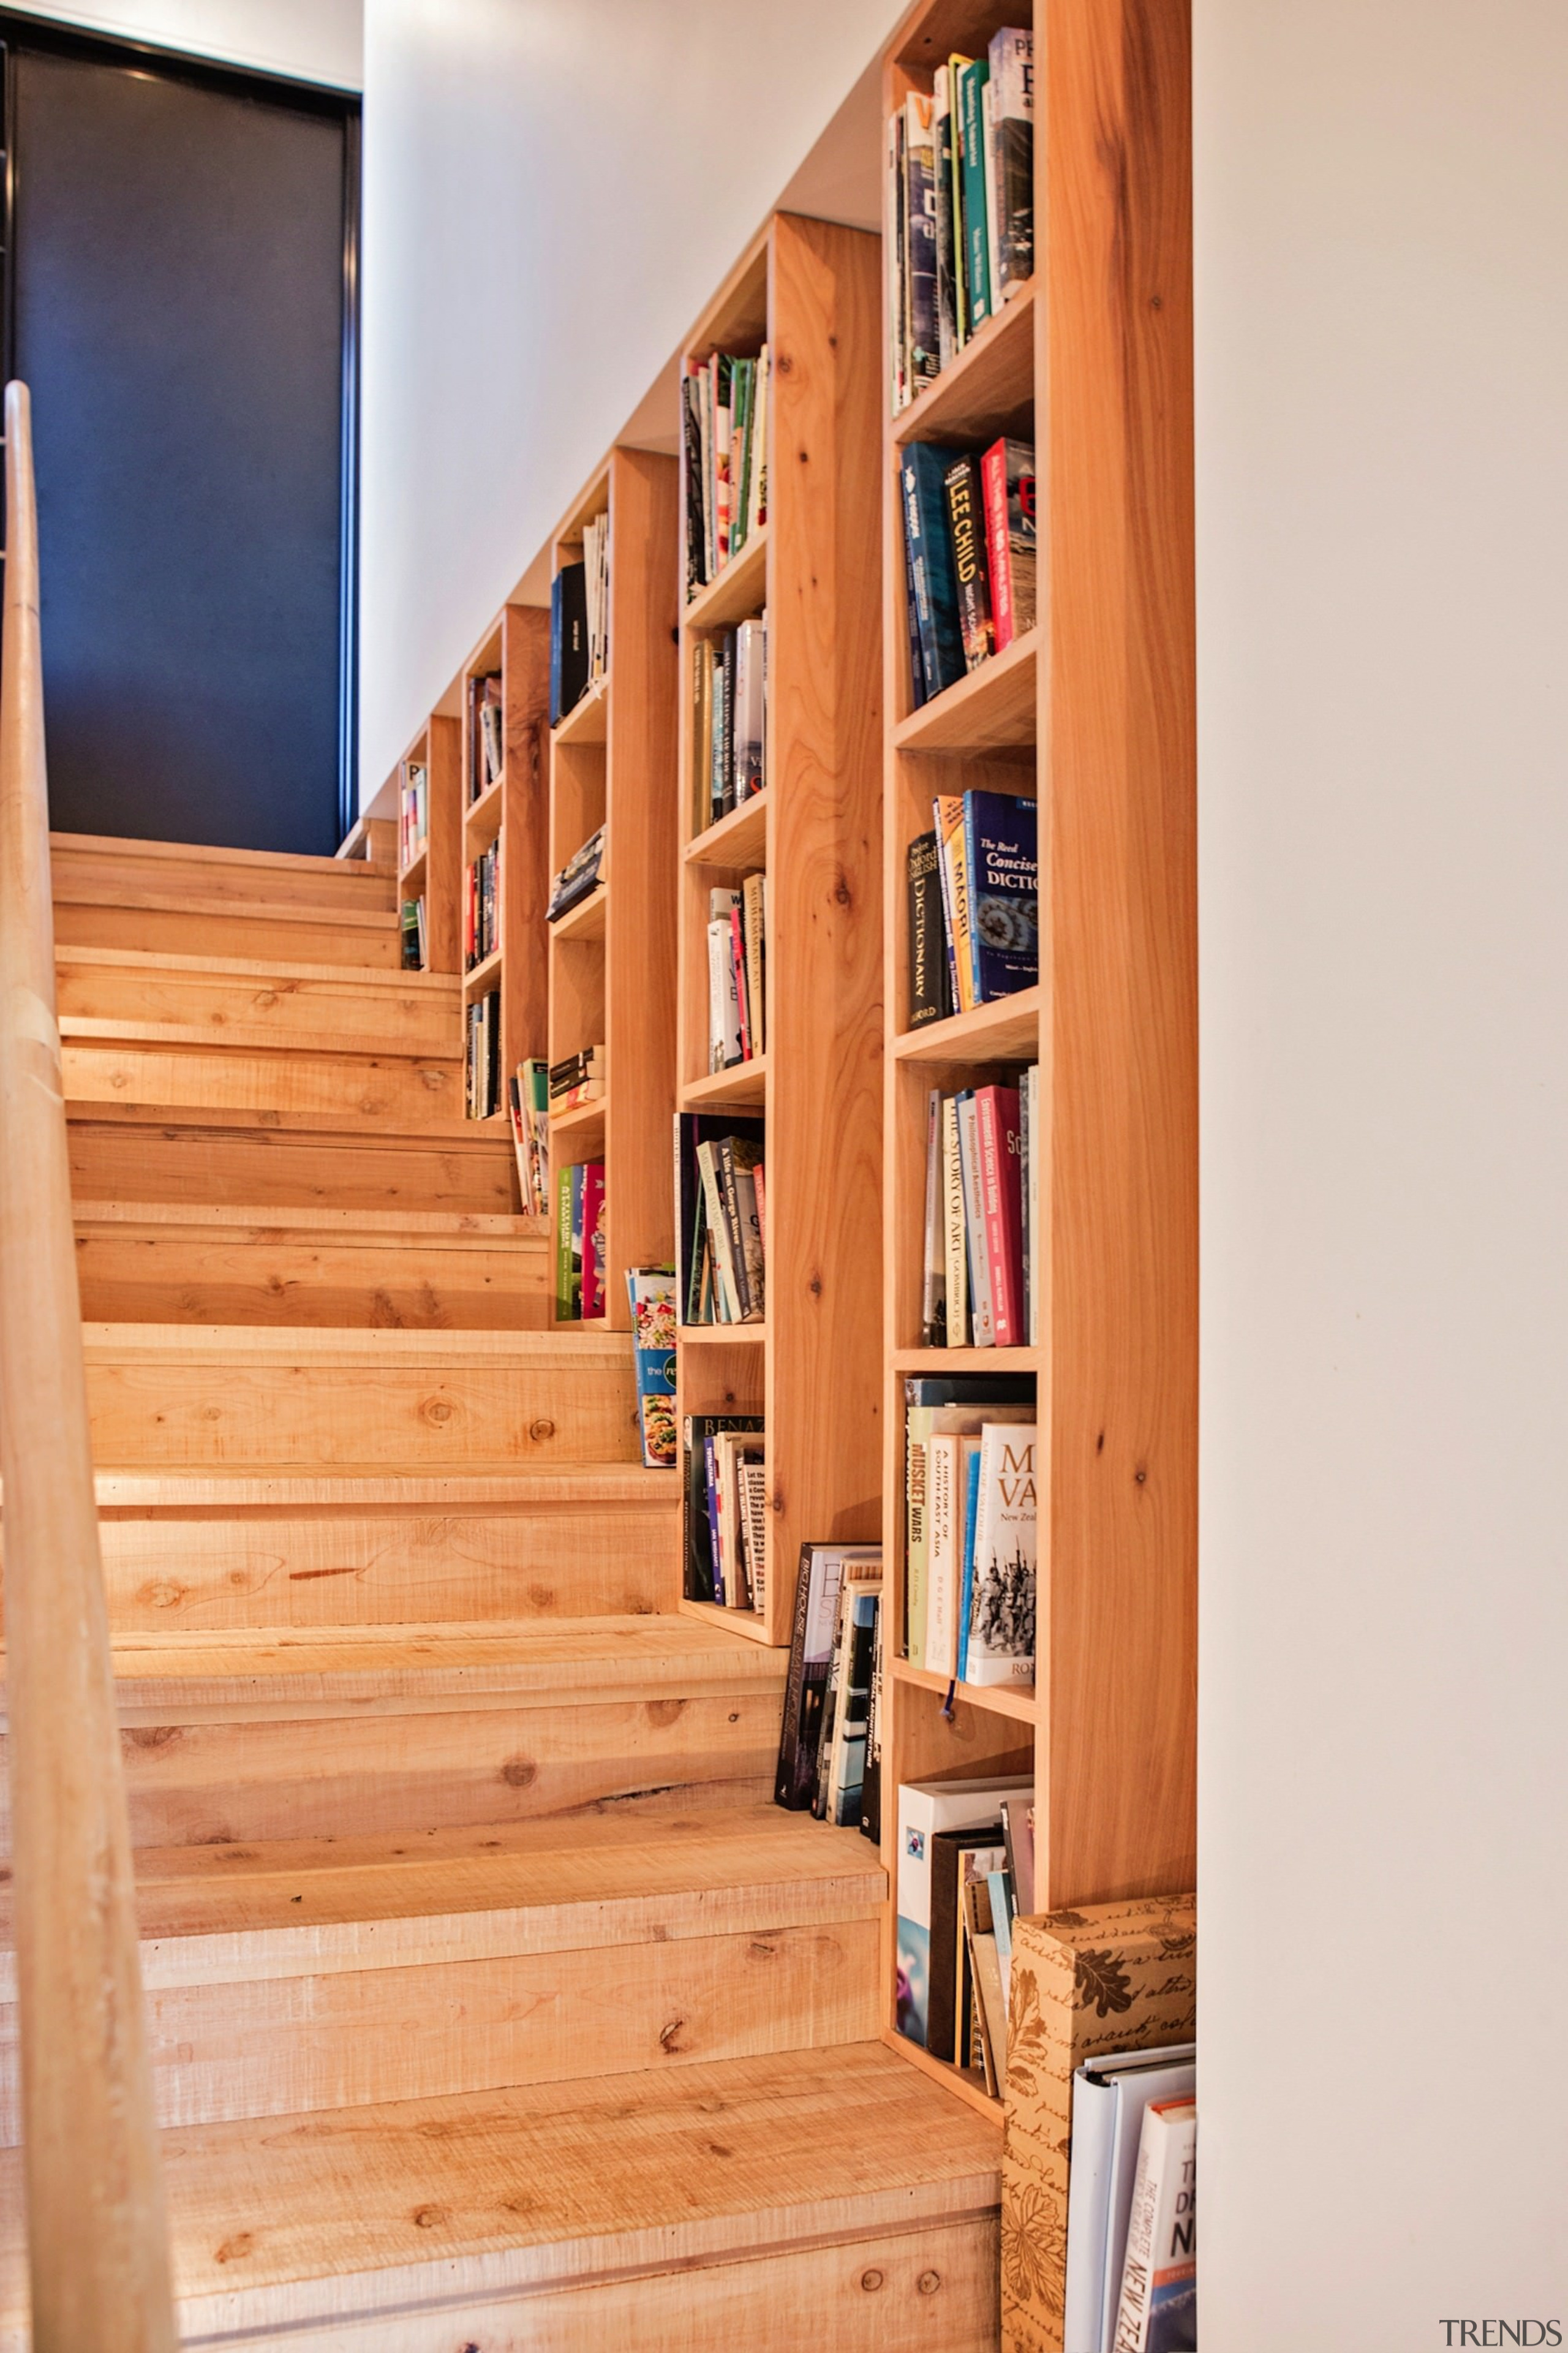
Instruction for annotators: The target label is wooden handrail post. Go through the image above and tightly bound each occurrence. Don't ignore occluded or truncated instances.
[0,382,178,2347]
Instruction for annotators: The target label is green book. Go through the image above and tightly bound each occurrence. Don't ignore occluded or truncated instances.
[956,58,992,334]
[554,1162,575,1320]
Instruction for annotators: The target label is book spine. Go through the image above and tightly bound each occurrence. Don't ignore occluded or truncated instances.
[955,1440,982,1683]
[957,1093,995,1346]
[981,439,1015,651]
[989,27,1035,298]
[957,61,992,332]
[554,1164,573,1320]
[715,1140,753,1321]
[900,491,928,709]
[904,94,938,396]
[903,444,966,698]
[932,68,957,371]
[774,1545,816,1807]
[580,1162,605,1319]
[926,1432,957,1679]
[944,455,993,671]
[936,795,974,1013]
[981,78,1001,320]
[905,830,948,1029]
[921,1087,947,1345]
[941,1093,968,1346]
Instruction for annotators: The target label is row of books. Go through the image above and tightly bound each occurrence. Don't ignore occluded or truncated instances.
[775,1543,882,1827]
[546,826,603,924]
[1065,2044,1197,2353]
[553,1159,606,1320]
[676,1112,765,1326]
[467,671,503,801]
[627,1269,677,1469]
[907,789,1038,1025]
[888,29,1033,414]
[464,988,500,1119]
[895,1773,1034,2092]
[682,347,769,597]
[706,877,766,1071]
[682,1412,765,1610]
[919,1076,1039,1351]
[549,1043,603,1111]
[399,894,427,972]
[466,839,500,970]
[507,1060,549,1218]
[399,758,428,870]
[905,1379,1037,1686]
[902,437,1036,709]
[691,614,766,832]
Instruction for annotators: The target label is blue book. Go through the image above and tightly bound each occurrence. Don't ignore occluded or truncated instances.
[704,1433,726,1604]
[955,1442,983,1683]
[900,442,967,701]
[962,790,1038,1002]
[901,500,928,708]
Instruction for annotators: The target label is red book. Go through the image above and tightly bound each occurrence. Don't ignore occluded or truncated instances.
[580,1161,606,1318]
[981,439,1016,652]
[974,1084,1024,1345]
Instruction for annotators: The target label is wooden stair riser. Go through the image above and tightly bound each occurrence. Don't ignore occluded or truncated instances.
[50,837,399,914]
[74,1223,551,1329]
[56,953,459,1055]
[81,1343,641,1469]
[69,1115,518,1214]
[88,1502,682,1631]
[64,1038,464,1125]
[206,2221,1001,2353]
[0,1916,881,2140]
[0,1696,780,1851]
[55,899,404,967]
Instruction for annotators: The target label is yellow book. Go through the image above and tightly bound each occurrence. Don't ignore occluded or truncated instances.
[935,793,974,1011]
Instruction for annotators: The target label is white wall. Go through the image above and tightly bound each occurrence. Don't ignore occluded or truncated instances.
[1196,0,1568,2344]
[6,0,361,86]
[358,0,900,798]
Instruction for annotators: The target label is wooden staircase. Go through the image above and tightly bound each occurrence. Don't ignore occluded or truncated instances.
[0,834,1001,2346]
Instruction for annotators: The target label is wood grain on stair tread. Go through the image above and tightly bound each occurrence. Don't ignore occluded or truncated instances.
[0,2044,1001,2335]
[56,946,459,1053]
[63,1038,464,1125]
[50,831,399,911]
[54,900,404,968]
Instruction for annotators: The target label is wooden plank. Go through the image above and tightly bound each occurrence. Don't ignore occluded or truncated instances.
[79,1323,641,1469]
[336,814,396,864]
[1039,0,1197,1907]
[501,603,552,1077]
[67,1104,520,1215]
[0,2044,1001,2342]
[601,447,680,1330]
[50,830,398,912]
[62,1036,464,1125]
[421,711,462,973]
[758,214,886,1644]
[52,897,404,967]
[72,1203,550,1330]
[892,277,1036,450]
[891,627,1039,753]
[55,946,460,1053]
[86,1488,682,1631]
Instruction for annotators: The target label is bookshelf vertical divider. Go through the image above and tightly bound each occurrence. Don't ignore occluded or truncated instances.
[547,447,679,1329]
[674,211,884,1652]
[499,604,551,1086]
[878,0,1197,2128]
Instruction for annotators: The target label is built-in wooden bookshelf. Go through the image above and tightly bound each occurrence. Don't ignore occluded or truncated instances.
[674,211,884,1649]
[456,603,549,1119]
[395,717,459,974]
[546,448,679,1330]
[876,0,1197,2124]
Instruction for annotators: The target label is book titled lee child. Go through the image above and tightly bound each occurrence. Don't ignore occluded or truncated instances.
[625,1268,677,1468]
[943,453,993,670]
[1112,2099,1197,2353]
[895,1773,1031,2048]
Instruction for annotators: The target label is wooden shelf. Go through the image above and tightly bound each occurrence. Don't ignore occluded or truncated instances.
[683,525,769,633]
[554,676,609,747]
[891,1345,1036,1375]
[462,946,503,1000]
[547,1095,606,1146]
[397,846,427,894]
[880,2028,1002,2126]
[685,791,767,871]
[891,984,1041,1065]
[893,627,1039,754]
[892,1655,1037,1725]
[678,1596,778,1646]
[679,1318,766,1343]
[463,773,505,850]
[681,1056,766,1110]
[549,884,608,945]
[894,279,1036,450]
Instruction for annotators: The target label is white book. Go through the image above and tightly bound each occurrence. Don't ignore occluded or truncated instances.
[734,619,766,803]
[957,1093,995,1345]
[1113,2099,1197,2353]
[1063,2046,1197,2353]
[981,76,1002,323]
[695,1139,741,1323]
[707,890,742,1070]
[925,1430,979,1680]
[965,1421,1037,1686]
[895,1773,1032,2052]
[739,1456,768,1615]
[921,1087,945,1343]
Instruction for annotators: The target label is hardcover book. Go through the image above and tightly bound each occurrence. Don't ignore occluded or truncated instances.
[965,1421,1038,1686]
[963,790,1038,1002]
[981,436,1037,648]
[906,830,951,1029]
[943,452,993,670]
[625,1268,677,1470]
[955,57,992,333]
[549,562,589,725]
[895,1773,1031,2049]
[775,1544,880,1810]
[902,443,967,701]
[989,28,1035,299]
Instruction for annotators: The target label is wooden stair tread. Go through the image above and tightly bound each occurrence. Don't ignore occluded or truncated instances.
[62,1014,461,1061]
[68,1616,786,1707]
[0,2044,1000,2329]
[88,1460,677,1506]
[74,1198,543,1241]
[58,943,456,990]
[53,880,394,925]
[66,1098,512,1146]
[51,829,399,884]
[62,1807,880,1954]
[81,1321,630,1363]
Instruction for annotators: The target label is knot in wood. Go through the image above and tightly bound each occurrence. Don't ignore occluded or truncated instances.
[529,1416,556,1441]
[860,2269,884,2292]
[918,2270,942,2295]
[421,1396,454,1425]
